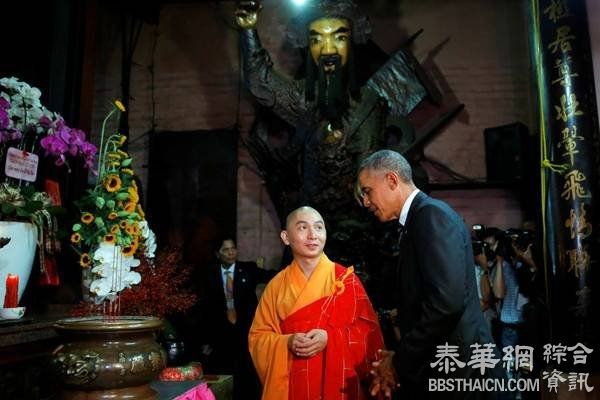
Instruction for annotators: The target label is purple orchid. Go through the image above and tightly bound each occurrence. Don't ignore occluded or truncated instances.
[40,134,69,156]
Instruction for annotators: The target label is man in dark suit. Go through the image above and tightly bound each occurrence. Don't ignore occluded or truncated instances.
[199,238,275,400]
[356,150,506,399]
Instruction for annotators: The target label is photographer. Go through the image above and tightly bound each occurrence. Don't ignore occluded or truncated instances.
[481,227,540,398]
[472,239,499,331]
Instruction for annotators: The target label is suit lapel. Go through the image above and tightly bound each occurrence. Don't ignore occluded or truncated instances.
[233,262,244,298]
[396,192,428,308]
[214,265,227,306]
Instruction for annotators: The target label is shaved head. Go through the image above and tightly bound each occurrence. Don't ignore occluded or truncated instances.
[285,206,324,229]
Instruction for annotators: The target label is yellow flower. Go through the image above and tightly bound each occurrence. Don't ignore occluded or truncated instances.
[131,223,140,235]
[121,242,138,257]
[137,204,146,219]
[121,168,134,175]
[80,253,92,268]
[110,225,121,234]
[128,187,139,204]
[124,202,137,213]
[117,149,129,158]
[103,234,116,244]
[104,174,122,192]
[114,136,127,146]
[107,152,122,160]
[120,220,129,229]
[126,223,140,235]
[81,213,94,225]
[107,212,118,220]
[71,233,82,244]
[114,100,126,112]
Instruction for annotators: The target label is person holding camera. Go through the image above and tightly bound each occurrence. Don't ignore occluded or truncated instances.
[472,240,498,331]
[481,227,539,400]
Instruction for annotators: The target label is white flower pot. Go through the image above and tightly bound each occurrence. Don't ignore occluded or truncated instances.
[0,221,37,306]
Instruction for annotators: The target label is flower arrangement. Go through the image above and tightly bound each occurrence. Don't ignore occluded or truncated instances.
[0,77,96,223]
[71,246,197,318]
[71,100,156,307]
[114,247,196,317]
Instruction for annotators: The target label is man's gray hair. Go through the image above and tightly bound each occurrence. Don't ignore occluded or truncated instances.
[358,149,413,183]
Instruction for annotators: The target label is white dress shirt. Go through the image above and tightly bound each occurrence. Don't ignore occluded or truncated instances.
[399,188,420,226]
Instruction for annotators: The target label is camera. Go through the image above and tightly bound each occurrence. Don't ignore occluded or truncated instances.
[505,228,534,251]
[472,224,486,238]
[472,240,489,256]
[472,224,535,259]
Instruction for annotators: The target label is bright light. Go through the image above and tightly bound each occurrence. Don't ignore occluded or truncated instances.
[291,0,308,7]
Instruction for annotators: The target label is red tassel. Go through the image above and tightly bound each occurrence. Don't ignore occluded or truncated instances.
[38,256,60,286]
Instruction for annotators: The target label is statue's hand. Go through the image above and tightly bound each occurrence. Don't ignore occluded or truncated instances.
[235,1,262,29]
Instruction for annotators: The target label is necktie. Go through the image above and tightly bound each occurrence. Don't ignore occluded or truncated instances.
[398,222,406,244]
[224,269,237,324]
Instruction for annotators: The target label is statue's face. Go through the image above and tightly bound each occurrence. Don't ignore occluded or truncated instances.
[308,17,351,73]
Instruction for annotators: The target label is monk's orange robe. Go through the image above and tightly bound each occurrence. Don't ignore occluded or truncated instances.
[249,253,384,400]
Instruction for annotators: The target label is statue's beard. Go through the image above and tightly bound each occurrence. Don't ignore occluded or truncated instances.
[305,55,349,128]
[317,56,347,124]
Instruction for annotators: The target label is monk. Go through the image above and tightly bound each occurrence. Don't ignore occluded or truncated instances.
[248,206,385,400]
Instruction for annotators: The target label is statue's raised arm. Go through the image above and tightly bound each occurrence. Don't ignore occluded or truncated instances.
[234,1,262,30]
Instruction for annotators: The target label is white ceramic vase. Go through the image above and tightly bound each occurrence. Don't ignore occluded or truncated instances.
[0,221,37,306]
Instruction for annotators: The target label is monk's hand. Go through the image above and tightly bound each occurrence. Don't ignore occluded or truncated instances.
[294,328,327,358]
[369,349,398,399]
[288,333,308,356]
[234,1,262,29]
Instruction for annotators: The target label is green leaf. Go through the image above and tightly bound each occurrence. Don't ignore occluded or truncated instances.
[47,206,67,215]
[106,200,116,210]
[16,208,31,217]
[116,192,129,201]
[1,203,16,214]
[121,158,132,167]
[24,200,44,213]
[117,211,130,217]
[94,218,105,228]
[20,185,35,197]
[95,196,106,209]
[72,223,82,232]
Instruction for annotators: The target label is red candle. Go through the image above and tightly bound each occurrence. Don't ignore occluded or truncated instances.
[4,274,19,308]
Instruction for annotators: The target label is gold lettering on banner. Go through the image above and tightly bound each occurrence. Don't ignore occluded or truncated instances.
[555,94,584,122]
[561,170,591,200]
[552,57,578,87]
[548,26,575,54]
[558,125,583,165]
[544,0,570,23]
[566,247,590,278]
[565,204,592,240]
